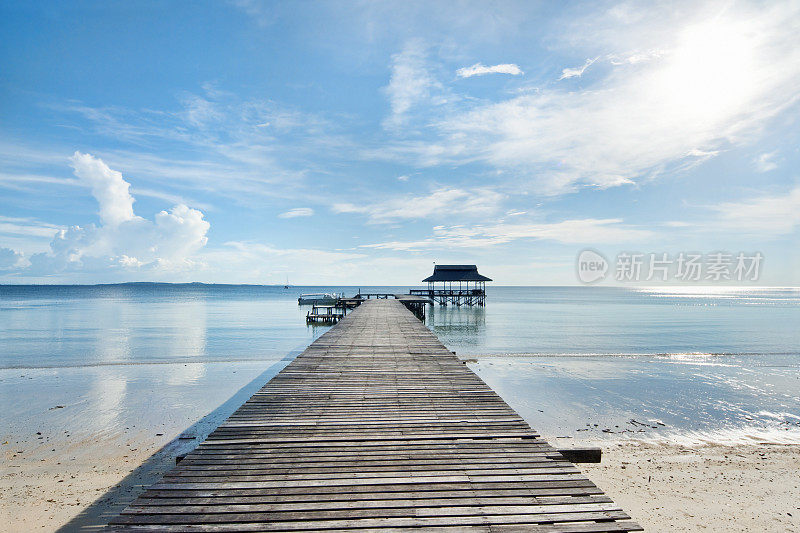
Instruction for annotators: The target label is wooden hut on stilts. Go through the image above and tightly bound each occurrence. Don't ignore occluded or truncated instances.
[411,264,492,306]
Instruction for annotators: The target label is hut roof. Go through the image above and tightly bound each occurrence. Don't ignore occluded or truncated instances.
[422,265,492,282]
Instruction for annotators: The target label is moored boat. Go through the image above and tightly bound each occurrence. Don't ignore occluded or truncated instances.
[298,292,341,305]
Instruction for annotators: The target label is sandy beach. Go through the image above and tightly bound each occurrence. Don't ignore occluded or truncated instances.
[1,360,290,532]
[3,435,798,532]
[2,286,798,531]
[582,441,800,532]
[2,436,172,531]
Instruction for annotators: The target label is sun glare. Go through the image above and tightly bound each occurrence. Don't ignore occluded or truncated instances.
[657,19,758,123]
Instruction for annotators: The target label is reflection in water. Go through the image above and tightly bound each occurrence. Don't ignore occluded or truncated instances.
[164,301,208,386]
[89,372,128,441]
[426,305,486,347]
[472,354,800,445]
[2,285,799,368]
[1,285,798,452]
[0,361,279,463]
[93,298,133,364]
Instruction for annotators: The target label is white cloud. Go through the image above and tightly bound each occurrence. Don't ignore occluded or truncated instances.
[0,215,62,239]
[0,247,24,270]
[378,2,800,195]
[70,152,137,226]
[397,175,410,181]
[457,63,523,78]
[198,241,367,284]
[687,148,719,158]
[754,151,778,172]
[558,57,597,80]
[51,88,350,206]
[332,188,503,224]
[608,49,665,65]
[362,218,652,251]
[15,153,211,276]
[278,207,314,218]
[711,187,800,235]
[383,40,441,128]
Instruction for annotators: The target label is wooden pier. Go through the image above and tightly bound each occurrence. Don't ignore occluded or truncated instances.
[108,300,640,532]
[306,305,346,324]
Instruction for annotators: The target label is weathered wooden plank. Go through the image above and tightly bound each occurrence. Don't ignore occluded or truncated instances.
[107,300,640,532]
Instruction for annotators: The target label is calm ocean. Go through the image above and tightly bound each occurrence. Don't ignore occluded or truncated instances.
[2,284,799,450]
[2,284,799,367]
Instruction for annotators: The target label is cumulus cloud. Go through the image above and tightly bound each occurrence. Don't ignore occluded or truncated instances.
[70,152,137,226]
[332,188,503,224]
[457,63,523,78]
[278,207,314,218]
[20,153,210,275]
[0,247,24,270]
[558,57,597,80]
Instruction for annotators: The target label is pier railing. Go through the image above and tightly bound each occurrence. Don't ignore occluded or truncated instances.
[410,288,486,306]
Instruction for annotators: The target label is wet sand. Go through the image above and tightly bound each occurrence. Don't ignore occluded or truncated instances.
[1,360,291,532]
[3,353,800,531]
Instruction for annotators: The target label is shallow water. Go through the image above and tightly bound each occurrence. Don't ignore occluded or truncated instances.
[470,353,800,445]
[427,286,800,356]
[1,361,285,463]
[1,284,799,450]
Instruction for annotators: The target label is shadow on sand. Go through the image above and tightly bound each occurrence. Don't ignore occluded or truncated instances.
[57,353,299,532]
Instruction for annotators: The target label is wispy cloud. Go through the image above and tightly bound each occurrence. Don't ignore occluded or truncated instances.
[34,88,357,209]
[332,188,503,224]
[608,49,665,65]
[378,2,800,194]
[200,241,368,284]
[278,207,314,218]
[0,215,62,240]
[754,151,778,172]
[558,57,597,80]
[362,218,652,251]
[457,63,523,78]
[711,187,800,235]
[383,40,441,129]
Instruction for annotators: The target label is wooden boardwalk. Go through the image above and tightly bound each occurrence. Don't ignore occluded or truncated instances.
[108,300,641,532]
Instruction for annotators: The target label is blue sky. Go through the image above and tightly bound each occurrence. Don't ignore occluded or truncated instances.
[1,0,798,285]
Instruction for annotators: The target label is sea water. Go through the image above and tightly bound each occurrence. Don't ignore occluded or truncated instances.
[1,284,799,453]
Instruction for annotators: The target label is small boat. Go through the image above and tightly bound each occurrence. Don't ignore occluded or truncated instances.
[298,293,341,305]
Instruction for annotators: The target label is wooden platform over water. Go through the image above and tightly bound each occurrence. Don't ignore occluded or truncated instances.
[108,299,641,532]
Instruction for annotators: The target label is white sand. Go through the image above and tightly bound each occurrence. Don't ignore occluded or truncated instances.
[1,433,184,532]
[3,438,799,532]
[581,441,800,532]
